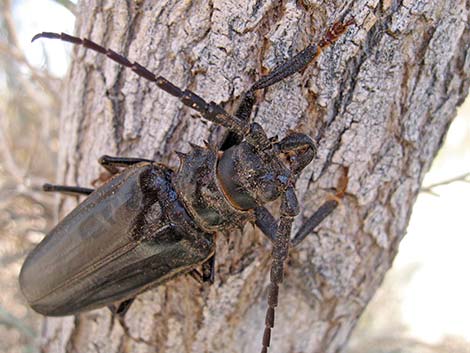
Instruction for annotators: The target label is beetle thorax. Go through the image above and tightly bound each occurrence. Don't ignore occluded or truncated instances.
[173,144,254,232]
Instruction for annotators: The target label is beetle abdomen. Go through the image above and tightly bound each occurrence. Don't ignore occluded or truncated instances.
[19,163,214,315]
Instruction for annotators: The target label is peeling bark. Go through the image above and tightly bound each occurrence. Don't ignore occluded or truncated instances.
[42,1,470,353]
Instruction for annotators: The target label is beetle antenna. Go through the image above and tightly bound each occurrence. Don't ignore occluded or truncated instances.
[261,186,299,353]
[31,32,249,136]
[319,18,355,49]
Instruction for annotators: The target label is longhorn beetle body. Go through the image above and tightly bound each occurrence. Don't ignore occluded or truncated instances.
[20,20,353,353]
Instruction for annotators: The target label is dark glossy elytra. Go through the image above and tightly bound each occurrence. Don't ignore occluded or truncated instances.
[21,19,353,353]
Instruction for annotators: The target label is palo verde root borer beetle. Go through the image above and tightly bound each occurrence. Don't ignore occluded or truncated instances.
[20,19,353,353]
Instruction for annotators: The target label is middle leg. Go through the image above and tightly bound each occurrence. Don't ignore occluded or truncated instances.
[42,183,94,196]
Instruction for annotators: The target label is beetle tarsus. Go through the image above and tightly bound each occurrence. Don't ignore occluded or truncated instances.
[201,254,216,284]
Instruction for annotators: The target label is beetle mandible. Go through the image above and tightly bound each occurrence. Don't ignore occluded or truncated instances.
[20,19,353,353]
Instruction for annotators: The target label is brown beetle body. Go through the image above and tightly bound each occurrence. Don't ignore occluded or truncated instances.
[21,20,352,352]
[20,163,216,315]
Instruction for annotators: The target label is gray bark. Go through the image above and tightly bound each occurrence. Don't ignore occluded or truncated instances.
[41,1,470,353]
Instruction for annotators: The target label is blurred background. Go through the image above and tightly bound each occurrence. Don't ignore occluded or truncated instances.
[0,1,469,352]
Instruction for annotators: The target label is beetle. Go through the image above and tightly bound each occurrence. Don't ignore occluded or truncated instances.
[19,19,353,353]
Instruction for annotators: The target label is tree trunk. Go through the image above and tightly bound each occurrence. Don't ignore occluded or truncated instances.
[41,1,470,352]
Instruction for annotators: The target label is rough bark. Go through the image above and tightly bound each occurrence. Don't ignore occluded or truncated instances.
[41,1,470,353]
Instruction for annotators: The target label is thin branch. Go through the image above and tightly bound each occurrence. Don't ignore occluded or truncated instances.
[50,0,77,16]
[420,172,470,195]
[0,0,62,101]
[0,111,55,208]
[0,42,61,102]
[2,0,20,47]
[0,113,25,183]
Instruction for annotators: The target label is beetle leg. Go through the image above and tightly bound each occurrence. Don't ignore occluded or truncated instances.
[108,297,135,317]
[255,201,339,247]
[42,183,94,196]
[115,298,135,317]
[290,199,338,247]
[107,298,135,333]
[291,167,348,246]
[98,155,154,175]
[201,254,216,284]
[189,254,216,285]
[189,269,204,284]
[254,206,277,242]
[219,89,257,150]
[251,20,353,93]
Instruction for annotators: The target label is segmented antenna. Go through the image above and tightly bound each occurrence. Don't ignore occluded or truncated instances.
[259,21,353,352]
[261,186,298,353]
[31,32,249,136]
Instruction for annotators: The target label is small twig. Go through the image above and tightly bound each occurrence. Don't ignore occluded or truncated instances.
[50,0,77,15]
[0,42,61,102]
[420,172,470,195]
[0,0,62,101]
[2,0,20,47]
[0,113,25,183]
[0,111,55,208]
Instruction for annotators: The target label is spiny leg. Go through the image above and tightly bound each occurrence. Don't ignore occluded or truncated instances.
[108,298,135,318]
[219,91,256,150]
[32,33,249,137]
[44,156,153,192]
[290,199,338,246]
[201,253,216,284]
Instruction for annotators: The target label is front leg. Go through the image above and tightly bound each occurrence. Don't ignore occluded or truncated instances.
[256,166,348,248]
[290,199,339,246]
[255,199,339,247]
[98,155,154,175]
